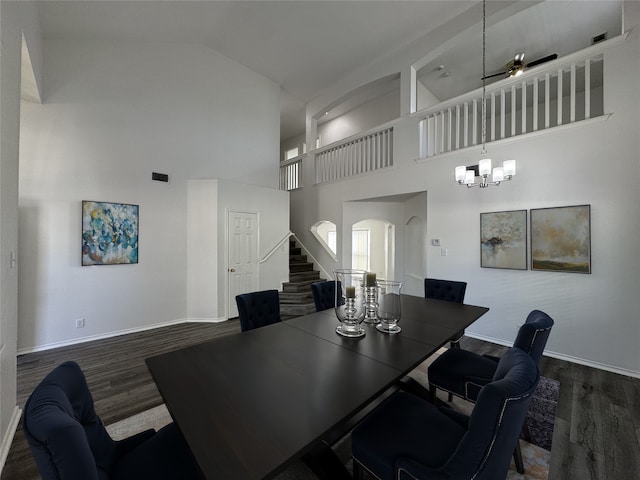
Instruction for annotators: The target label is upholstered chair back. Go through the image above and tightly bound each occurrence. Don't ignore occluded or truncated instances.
[23,361,121,480]
[513,309,555,365]
[310,280,344,312]
[424,278,467,304]
[236,289,282,331]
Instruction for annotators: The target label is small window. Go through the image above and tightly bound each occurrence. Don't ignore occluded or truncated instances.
[352,228,371,271]
[311,220,337,259]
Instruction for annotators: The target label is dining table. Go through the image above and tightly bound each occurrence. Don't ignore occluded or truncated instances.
[145,294,489,480]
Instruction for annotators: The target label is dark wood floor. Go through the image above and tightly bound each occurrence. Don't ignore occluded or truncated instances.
[2,321,639,479]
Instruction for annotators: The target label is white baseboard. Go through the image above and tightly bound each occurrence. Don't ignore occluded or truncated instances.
[0,406,22,474]
[466,332,640,379]
[185,317,228,323]
[17,316,228,355]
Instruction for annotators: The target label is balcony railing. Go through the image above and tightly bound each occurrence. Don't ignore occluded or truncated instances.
[279,156,301,191]
[416,35,625,159]
[314,125,394,184]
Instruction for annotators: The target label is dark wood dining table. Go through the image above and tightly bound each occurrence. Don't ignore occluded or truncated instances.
[145,294,489,480]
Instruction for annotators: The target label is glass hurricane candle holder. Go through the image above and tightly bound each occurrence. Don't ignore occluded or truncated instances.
[376,280,403,334]
[334,269,366,338]
[363,272,379,324]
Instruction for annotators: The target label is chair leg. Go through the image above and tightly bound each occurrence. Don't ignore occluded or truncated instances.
[428,384,437,404]
[513,439,524,474]
[352,458,364,480]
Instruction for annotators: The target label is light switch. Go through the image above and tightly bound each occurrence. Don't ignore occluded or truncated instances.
[441,248,448,256]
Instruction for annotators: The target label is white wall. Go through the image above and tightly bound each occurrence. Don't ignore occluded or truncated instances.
[292,25,640,376]
[0,0,43,466]
[187,179,290,321]
[18,39,281,352]
[317,88,400,147]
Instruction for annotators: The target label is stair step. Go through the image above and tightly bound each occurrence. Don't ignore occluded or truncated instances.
[282,278,325,292]
[290,262,314,273]
[280,302,317,316]
[289,247,302,256]
[289,254,308,263]
[289,271,321,283]
[279,292,313,304]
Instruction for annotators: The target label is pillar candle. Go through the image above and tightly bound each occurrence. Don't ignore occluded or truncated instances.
[366,272,377,287]
[345,286,356,298]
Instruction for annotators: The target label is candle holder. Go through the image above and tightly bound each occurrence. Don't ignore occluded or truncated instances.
[334,269,366,338]
[376,280,403,334]
[363,272,379,324]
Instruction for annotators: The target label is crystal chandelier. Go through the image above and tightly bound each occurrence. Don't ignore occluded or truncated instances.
[455,0,516,189]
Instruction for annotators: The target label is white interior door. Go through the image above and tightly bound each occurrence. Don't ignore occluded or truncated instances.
[228,211,258,318]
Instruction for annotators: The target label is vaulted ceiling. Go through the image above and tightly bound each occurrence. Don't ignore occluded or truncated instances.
[35,1,623,141]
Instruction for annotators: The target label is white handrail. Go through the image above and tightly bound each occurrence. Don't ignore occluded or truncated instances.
[259,231,293,264]
[289,233,334,281]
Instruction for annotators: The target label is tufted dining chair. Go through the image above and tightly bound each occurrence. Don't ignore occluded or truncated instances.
[427,309,554,473]
[352,347,539,480]
[236,289,282,331]
[23,361,202,480]
[424,278,468,349]
[310,280,344,312]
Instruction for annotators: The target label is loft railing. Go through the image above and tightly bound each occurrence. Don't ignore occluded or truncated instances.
[279,156,302,191]
[416,35,625,159]
[314,125,394,184]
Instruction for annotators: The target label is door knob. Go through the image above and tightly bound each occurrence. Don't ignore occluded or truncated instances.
[229,268,236,272]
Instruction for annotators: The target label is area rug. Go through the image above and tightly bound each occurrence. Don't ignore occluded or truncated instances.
[522,376,559,451]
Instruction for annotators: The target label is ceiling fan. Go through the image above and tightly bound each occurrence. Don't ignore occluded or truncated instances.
[482,52,558,80]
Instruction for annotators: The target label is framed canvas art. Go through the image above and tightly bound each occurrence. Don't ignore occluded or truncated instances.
[82,201,139,266]
[480,210,527,270]
[530,204,591,273]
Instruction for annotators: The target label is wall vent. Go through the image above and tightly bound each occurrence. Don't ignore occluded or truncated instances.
[592,32,607,44]
[152,172,169,182]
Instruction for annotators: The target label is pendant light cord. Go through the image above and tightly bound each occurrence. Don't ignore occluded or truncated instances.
[481,0,487,157]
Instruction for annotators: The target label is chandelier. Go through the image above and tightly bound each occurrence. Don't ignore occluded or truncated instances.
[455,0,516,189]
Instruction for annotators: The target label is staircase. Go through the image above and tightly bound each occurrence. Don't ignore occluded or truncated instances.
[280,239,323,318]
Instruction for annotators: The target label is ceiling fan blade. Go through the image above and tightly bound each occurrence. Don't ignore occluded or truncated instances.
[481,71,508,80]
[526,54,558,68]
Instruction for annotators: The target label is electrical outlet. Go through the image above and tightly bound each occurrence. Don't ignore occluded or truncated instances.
[75,317,85,328]
[431,239,441,246]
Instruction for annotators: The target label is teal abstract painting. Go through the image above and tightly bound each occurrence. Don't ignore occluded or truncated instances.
[82,201,139,266]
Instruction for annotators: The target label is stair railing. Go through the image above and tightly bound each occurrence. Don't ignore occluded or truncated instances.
[289,232,334,282]
[260,231,293,264]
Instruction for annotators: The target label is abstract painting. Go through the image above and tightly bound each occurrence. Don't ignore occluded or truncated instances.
[530,205,591,273]
[480,210,527,270]
[82,201,139,266]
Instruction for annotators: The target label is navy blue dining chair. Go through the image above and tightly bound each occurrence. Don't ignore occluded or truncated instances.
[235,289,282,331]
[310,280,344,312]
[424,278,467,349]
[352,347,539,480]
[427,309,554,473]
[23,361,202,480]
